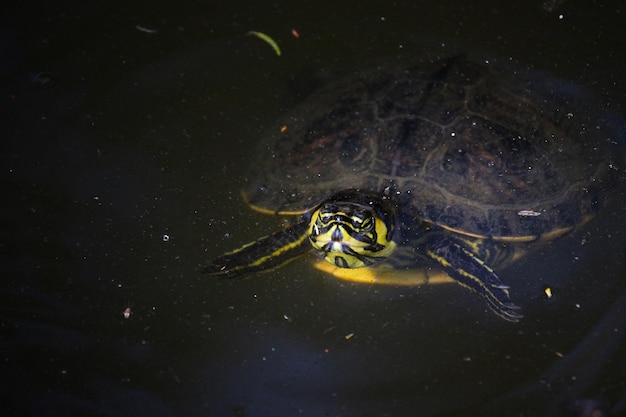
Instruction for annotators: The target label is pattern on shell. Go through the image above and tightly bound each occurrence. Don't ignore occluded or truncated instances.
[244,56,615,239]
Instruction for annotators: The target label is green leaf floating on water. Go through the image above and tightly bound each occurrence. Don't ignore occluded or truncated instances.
[247,31,281,56]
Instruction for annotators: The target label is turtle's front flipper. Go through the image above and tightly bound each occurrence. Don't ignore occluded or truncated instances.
[426,236,523,321]
[204,221,311,278]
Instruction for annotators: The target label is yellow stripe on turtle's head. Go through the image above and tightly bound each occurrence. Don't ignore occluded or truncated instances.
[308,192,397,269]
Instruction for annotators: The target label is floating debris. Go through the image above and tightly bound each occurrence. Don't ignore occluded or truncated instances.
[136,25,158,34]
[247,31,281,56]
[517,209,542,217]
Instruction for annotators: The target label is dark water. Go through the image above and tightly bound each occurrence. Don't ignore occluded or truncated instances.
[2,1,626,416]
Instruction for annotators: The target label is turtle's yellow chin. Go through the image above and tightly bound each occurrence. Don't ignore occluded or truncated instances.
[317,228,382,268]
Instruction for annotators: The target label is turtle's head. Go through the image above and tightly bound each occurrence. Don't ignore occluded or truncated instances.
[308,192,397,268]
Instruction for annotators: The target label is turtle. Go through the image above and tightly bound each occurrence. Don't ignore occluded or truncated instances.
[204,55,618,321]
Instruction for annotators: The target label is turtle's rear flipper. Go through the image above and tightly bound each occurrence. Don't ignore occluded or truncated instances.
[426,236,523,322]
[204,221,311,278]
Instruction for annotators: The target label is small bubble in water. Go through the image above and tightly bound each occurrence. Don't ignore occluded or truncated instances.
[162,234,170,242]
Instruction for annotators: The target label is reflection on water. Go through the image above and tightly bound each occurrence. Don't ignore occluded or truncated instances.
[2,1,626,416]
[513,287,626,416]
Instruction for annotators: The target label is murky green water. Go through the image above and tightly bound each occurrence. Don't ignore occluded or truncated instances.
[2,1,626,416]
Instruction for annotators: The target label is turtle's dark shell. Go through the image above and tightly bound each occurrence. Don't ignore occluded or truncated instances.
[243,56,617,240]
